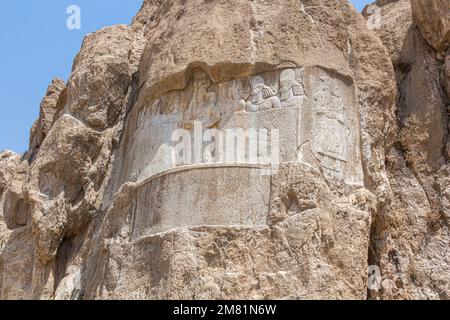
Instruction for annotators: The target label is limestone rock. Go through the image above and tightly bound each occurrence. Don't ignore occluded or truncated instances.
[410,0,450,53]
[68,25,143,129]
[79,0,395,300]
[0,151,20,198]
[2,160,30,230]
[28,78,66,162]
[2,0,449,301]
[1,21,145,299]
[364,0,450,299]
[363,0,413,64]
[443,52,450,97]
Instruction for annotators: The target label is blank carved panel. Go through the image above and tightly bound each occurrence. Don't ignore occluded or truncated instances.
[130,166,270,238]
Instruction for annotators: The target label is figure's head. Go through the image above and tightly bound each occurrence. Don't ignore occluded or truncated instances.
[280,69,296,83]
[280,69,296,94]
[235,81,249,100]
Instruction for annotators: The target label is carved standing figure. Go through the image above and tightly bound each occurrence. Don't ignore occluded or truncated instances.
[246,76,281,112]
[183,70,220,129]
[279,69,305,107]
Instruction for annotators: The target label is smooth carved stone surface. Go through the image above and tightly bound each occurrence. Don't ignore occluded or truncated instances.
[131,166,270,238]
[298,67,363,184]
[410,0,450,53]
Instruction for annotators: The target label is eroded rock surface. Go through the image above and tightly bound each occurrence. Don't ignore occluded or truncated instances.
[364,0,450,299]
[410,0,449,54]
[0,0,448,300]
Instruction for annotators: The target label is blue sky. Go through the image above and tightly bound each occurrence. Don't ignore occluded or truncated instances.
[0,0,372,153]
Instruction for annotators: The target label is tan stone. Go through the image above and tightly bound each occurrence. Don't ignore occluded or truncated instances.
[28,78,66,162]
[363,0,413,64]
[11,0,450,301]
[410,0,450,53]
[363,0,450,300]
[0,151,20,198]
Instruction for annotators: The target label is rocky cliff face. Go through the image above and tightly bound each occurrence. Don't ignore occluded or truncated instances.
[364,0,450,299]
[0,0,448,300]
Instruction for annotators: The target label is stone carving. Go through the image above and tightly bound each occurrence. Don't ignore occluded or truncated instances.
[245,76,281,112]
[298,70,362,183]
[279,69,305,108]
[226,80,248,113]
[119,67,363,185]
[0,0,408,300]
[312,77,348,167]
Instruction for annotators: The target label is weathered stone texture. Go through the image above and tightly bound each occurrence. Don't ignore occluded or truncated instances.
[410,0,449,53]
[0,0,449,300]
[364,0,450,299]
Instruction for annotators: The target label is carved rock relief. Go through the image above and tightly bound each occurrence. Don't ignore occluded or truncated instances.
[121,66,362,185]
[113,65,363,236]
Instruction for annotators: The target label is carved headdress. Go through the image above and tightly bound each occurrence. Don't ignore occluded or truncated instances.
[250,76,276,99]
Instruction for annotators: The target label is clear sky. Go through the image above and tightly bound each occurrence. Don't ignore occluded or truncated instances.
[0,0,372,153]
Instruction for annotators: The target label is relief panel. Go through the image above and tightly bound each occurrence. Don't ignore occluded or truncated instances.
[298,68,363,184]
[131,166,270,238]
[117,65,363,236]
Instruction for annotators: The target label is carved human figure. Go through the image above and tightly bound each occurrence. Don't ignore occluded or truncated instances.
[311,78,349,173]
[246,76,281,112]
[279,69,305,107]
[183,70,220,129]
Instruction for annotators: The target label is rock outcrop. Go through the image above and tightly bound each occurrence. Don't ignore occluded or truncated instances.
[410,0,449,54]
[364,0,450,299]
[0,0,448,300]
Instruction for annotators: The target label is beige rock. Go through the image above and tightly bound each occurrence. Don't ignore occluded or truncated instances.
[363,0,413,64]
[397,25,448,174]
[0,227,34,299]
[28,78,66,162]
[364,0,450,300]
[410,0,450,53]
[365,0,448,174]
[11,0,450,301]
[443,51,450,97]
[1,20,146,299]
[79,0,394,300]
[68,25,143,129]
[2,160,30,230]
[0,151,20,198]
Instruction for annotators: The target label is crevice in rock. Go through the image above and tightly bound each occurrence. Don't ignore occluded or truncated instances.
[54,236,73,292]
